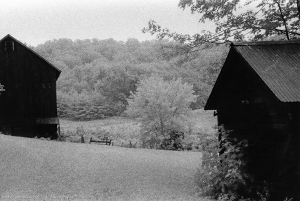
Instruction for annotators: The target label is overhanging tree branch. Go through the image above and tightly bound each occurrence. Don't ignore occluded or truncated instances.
[143,0,300,47]
[276,1,290,40]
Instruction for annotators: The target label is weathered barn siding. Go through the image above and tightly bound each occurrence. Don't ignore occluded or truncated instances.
[0,34,60,138]
[205,41,300,200]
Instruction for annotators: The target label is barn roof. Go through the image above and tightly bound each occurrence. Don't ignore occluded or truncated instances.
[0,34,61,79]
[205,40,300,110]
[234,40,300,102]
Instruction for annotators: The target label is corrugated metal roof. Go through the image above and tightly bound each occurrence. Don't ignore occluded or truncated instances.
[233,41,300,102]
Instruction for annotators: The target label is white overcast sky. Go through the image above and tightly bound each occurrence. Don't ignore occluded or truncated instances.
[0,0,215,46]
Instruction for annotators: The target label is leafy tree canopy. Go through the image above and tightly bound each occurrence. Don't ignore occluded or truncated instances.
[125,75,197,148]
[35,37,225,120]
[143,0,300,46]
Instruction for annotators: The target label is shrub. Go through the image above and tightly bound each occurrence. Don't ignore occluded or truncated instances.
[126,75,197,150]
[160,130,184,151]
[140,133,162,149]
[195,126,270,201]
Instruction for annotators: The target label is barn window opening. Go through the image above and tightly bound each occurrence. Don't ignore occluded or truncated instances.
[5,41,14,52]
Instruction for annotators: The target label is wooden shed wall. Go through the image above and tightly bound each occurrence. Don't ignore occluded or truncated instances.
[0,37,59,137]
[216,49,283,132]
[215,49,300,199]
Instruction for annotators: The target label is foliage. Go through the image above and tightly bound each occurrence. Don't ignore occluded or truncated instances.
[0,83,4,94]
[143,0,300,47]
[59,117,141,146]
[59,125,112,143]
[34,38,227,119]
[160,130,184,151]
[126,75,197,149]
[195,126,271,201]
[57,90,120,120]
[59,109,217,150]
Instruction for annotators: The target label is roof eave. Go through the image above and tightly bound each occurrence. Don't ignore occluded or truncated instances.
[204,47,235,110]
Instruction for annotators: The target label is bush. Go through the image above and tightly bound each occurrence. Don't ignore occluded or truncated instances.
[160,130,184,151]
[126,75,197,150]
[140,134,162,149]
[195,126,270,201]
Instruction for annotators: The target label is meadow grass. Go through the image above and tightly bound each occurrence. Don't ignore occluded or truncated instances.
[59,109,217,147]
[0,134,212,201]
[60,116,141,146]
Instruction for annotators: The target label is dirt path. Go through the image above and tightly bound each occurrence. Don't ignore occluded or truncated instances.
[0,135,206,201]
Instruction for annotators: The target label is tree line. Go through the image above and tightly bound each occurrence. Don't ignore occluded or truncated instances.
[34,38,227,120]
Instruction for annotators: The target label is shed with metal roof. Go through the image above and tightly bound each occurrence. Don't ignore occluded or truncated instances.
[0,34,61,138]
[205,40,300,200]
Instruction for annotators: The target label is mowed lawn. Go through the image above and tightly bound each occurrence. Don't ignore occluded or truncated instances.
[0,135,206,201]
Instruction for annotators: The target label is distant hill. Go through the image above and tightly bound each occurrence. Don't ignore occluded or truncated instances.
[34,38,228,120]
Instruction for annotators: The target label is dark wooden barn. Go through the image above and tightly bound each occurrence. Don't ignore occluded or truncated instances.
[0,34,61,138]
[205,40,300,199]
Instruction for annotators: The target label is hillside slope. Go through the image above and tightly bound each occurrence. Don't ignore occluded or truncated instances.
[0,135,204,201]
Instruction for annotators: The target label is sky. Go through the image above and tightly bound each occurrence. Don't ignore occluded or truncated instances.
[0,0,215,46]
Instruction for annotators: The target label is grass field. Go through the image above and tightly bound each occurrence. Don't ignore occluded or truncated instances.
[0,134,210,201]
[59,109,217,147]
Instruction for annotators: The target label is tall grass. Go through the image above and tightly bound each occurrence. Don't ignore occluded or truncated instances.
[59,117,141,146]
[59,109,217,149]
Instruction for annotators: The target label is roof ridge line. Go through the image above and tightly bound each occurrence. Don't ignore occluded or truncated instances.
[0,34,61,79]
[232,40,300,46]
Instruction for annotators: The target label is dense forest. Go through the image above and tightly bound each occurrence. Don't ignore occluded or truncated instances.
[34,38,228,120]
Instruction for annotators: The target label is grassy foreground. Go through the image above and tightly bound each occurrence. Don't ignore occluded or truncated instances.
[0,134,209,201]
